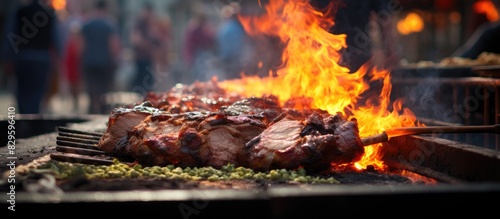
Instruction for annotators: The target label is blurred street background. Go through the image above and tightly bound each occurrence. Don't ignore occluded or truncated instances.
[0,0,498,115]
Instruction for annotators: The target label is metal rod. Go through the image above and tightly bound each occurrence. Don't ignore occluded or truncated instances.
[496,86,499,150]
[465,86,471,144]
[452,84,459,142]
[360,124,500,146]
[57,126,103,138]
[483,87,489,148]
[361,132,388,146]
[56,146,107,156]
[56,139,101,150]
[57,136,100,145]
[50,152,115,165]
[385,124,500,137]
[57,132,102,141]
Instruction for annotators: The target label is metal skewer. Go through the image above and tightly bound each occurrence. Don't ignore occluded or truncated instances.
[361,124,500,146]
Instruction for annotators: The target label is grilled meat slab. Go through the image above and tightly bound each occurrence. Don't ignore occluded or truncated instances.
[98,102,163,156]
[245,110,364,172]
[97,82,365,172]
[125,112,267,168]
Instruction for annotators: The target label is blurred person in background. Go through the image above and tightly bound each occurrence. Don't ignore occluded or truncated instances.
[153,14,172,80]
[79,0,121,114]
[57,0,83,112]
[129,1,162,94]
[62,20,83,112]
[182,9,217,83]
[1,0,61,114]
[216,2,252,80]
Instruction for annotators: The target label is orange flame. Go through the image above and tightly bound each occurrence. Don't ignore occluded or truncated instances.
[218,0,419,171]
[474,0,499,21]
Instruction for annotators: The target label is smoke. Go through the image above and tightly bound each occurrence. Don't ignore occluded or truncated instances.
[404,79,458,123]
[395,69,496,124]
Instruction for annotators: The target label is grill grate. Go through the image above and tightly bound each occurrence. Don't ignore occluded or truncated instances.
[51,126,132,165]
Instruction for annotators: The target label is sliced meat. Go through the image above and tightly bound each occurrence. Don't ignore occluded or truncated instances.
[98,102,163,156]
[97,82,366,172]
[245,116,307,171]
[98,96,278,159]
[126,112,213,167]
[124,112,267,168]
[245,110,364,172]
[198,115,267,168]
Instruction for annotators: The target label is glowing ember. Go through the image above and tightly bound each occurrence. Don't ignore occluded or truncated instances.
[400,170,438,184]
[218,0,421,171]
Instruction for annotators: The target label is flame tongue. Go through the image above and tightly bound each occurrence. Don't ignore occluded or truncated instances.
[218,0,420,171]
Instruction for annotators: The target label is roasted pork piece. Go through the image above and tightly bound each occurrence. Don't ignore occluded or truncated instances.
[245,110,364,172]
[97,83,364,172]
[98,102,162,156]
[99,97,282,156]
[126,112,267,168]
[98,106,363,172]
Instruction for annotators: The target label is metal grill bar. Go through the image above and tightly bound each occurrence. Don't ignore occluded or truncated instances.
[56,126,103,138]
[56,146,107,156]
[51,126,130,165]
[57,132,102,141]
[56,139,99,150]
[56,136,99,146]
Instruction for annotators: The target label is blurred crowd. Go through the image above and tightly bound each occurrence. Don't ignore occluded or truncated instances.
[1,0,262,115]
[2,0,499,115]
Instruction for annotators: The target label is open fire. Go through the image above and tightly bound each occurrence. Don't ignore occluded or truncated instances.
[218,0,423,171]
[80,0,431,181]
[92,0,433,176]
